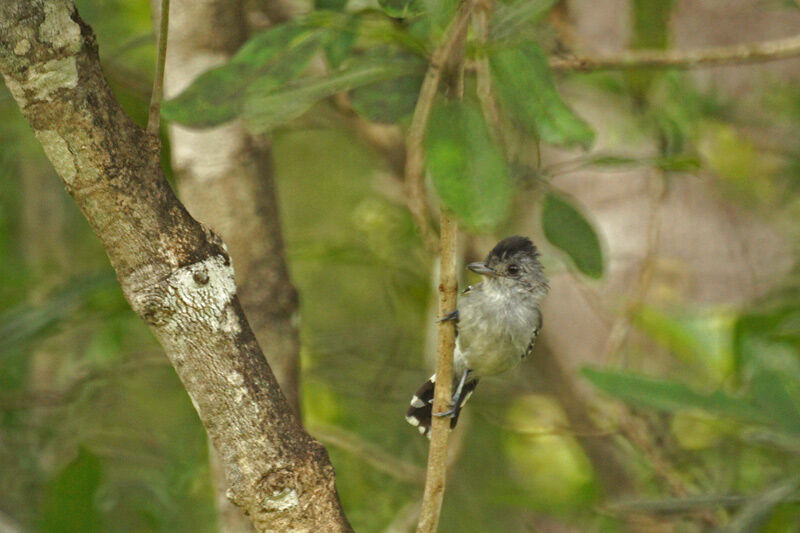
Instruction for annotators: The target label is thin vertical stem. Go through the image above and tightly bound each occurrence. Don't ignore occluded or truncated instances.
[416,211,458,533]
[474,4,505,148]
[404,1,474,254]
[147,0,170,135]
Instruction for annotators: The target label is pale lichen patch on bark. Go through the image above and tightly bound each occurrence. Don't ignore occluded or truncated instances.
[164,254,237,323]
[227,370,246,387]
[39,2,81,53]
[131,254,236,331]
[34,130,77,184]
[13,39,31,56]
[3,55,78,105]
[265,488,299,513]
[221,305,242,334]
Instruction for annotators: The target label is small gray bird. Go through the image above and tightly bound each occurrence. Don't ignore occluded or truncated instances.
[406,236,549,438]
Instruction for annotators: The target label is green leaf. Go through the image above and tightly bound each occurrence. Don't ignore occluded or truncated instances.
[491,44,594,149]
[232,24,317,70]
[751,367,800,435]
[582,367,766,424]
[422,0,456,36]
[162,23,320,128]
[244,56,423,132]
[424,100,512,231]
[378,0,423,18]
[733,296,800,418]
[632,306,734,380]
[630,0,675,51]
[491,0,559,40]
[349,73,423,123]
[626,0,675,99]
[727,478,800,533]
[541,193,603,278]
[655,154,701,172]
[349,50,424,123]
[323,16,360,68]
[584,155,642,168]
[315,0,348,10]
[160,64,249,128]
[41,448,103,533]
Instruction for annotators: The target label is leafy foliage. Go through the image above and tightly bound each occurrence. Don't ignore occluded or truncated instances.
[490,0,559,40]
[246,54,424,132]
[582,367,765,424]
[541,193,603,278]
[425,100,511,231]
[14,0,800,531]
[727,478,800,533]
[490,43,595,149]
[162,24,321,128]
[377,0,423,19]
[349,50,424,123]
[626,0,675,99]
[584,283,800,526]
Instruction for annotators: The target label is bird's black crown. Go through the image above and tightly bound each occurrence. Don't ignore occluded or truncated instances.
[486,236,539,262]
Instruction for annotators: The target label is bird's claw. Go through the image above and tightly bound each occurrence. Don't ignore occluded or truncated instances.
[437,310,458,323]
[433,407,457,418]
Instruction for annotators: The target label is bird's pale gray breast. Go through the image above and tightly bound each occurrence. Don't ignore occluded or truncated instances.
[454,282,542,377]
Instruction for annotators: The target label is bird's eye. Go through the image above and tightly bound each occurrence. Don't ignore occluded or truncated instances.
[507,264,519,275]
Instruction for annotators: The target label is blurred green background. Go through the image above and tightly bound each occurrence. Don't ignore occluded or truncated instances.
[4,0,800,532]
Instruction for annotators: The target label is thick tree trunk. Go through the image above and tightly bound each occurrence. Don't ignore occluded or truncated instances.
[0,2,351,531]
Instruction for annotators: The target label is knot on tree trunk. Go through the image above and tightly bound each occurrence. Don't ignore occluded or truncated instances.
[128,254,239,334]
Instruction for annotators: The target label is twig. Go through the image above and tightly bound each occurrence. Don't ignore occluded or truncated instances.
[591,170,719,527]
[309,423,425,485]
[404,1,474,254]
[384,500,423,533]
[416,210,459,533]
[606,493,800,515]
[603,172,664,365]
[147,0,170,135]
[0,509,24,533]
[549,33,800,71]
[473,4,505,148]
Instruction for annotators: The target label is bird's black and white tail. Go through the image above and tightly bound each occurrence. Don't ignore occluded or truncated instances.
[405,374,479,438]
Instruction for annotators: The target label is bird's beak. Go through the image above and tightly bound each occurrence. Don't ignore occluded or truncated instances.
[467,262,498,277]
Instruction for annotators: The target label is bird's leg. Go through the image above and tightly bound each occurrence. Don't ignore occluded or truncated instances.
[437,310,459,323]
[434,369,472,418]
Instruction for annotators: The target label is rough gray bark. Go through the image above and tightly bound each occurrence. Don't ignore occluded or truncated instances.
[0,2,351,531]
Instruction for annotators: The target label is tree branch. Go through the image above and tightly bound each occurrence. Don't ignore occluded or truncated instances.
[404,1,474,254]
[473,4,504,148]
[410,4,472,528]
[605,493,800,515]
[310,424,425,485]
[147,0,169,134]
[549,33,800,71]
[0,2,350,531]
[416,211,459,533]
